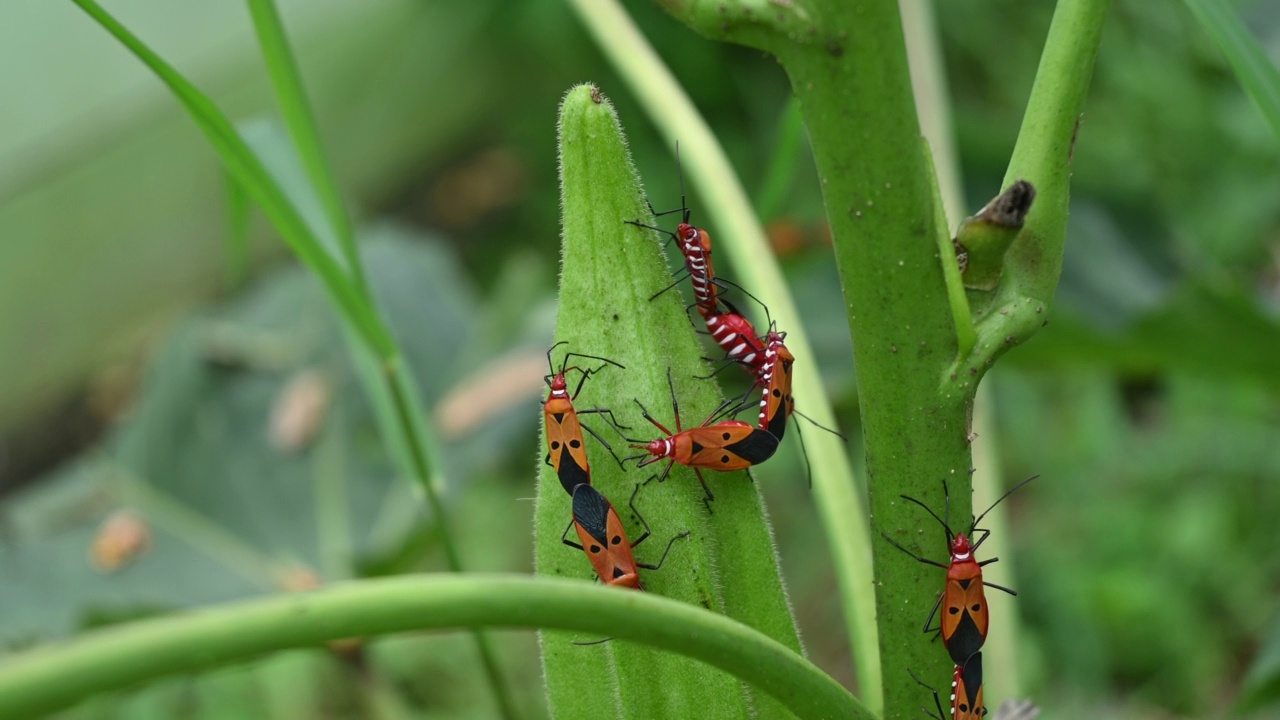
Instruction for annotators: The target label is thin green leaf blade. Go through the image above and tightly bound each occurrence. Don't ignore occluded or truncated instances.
[1184,0,1280,144]
[68,0,393,359]
[245,0,367,292]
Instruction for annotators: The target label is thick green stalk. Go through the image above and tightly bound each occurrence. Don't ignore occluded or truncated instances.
[567,1,880,709]
[660,1,1111,715]
[664,1,964,714]
[902,0,1023,700]
[769,7,963,717]
[0,575,869,720]
[245,0,367,293]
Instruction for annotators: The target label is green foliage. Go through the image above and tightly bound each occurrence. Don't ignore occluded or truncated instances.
[4,0,1279,717]
[1183,0,1280,146]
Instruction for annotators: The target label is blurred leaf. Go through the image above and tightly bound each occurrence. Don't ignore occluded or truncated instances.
[1238,611,1280,714]
[1010,280,1280,390]
[0,228,487,648]
[1183,0,1280,145]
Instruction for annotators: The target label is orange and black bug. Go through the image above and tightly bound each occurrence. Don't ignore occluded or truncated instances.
[623,369,779,507]
[561,482,689,590]
[908,652,988,720]
[755,327,796,439]
[883,476,1037,667]
[543,342,627,497]
[748,324,845,489]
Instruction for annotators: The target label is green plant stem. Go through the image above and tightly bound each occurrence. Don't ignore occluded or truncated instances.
[951,0,1111,382]
[245,0,367,293]
[0,575,871,720]
[922,141,975,357]
[901,0,1021,697]
[567,0,880,709]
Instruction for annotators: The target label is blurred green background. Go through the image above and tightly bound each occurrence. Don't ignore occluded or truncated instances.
[1,0,1278,717]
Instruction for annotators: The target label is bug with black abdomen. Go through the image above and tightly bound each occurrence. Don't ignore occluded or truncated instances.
[622,369,779,510]
[561,482,689,591]
[882,476,1037,666]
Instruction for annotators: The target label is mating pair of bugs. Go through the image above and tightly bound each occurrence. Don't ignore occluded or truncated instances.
[543,343,781,591]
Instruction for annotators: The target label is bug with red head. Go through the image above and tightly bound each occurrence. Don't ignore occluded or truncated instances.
[542,342,628,497]
[625,144,723,320]
[622,368,779,510]
[882,475,1038,667]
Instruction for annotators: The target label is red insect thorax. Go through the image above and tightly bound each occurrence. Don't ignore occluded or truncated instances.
[949,532,979,577]
[547,372,569,400]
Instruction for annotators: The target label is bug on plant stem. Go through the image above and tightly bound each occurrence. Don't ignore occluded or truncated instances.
[882,475,1038,666]
[542,342,628,497]
[698,279,786,386]
[624,144,723,320]
[908,652,988,720]
[749,324,845,440]
[560,482,690,590]
[621,368,779,510]
[722,320,843,490]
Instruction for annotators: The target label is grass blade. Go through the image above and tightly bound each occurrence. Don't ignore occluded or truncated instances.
[68,0,392,358]
[245,0,367,292]
[70,3,520,714]
[1184,0,1280,144]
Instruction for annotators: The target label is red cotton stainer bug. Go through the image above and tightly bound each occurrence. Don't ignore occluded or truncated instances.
[542,342,628,497]
[755,326,796,440]
[561,482,689,590]
[622,368,779,510]
[882,475,1038,667]
[909,652,988,720]
[624,144,722,320]
[704,300,768,378]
